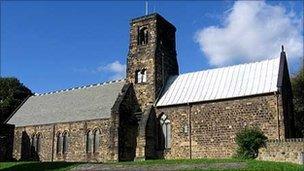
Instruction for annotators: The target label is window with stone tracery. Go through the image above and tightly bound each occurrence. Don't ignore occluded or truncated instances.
[160,114,171,149]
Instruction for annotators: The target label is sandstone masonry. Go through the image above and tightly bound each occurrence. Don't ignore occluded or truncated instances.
[258,139,304,164]
[155,94,287,159]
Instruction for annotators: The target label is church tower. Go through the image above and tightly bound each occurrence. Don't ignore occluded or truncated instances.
[126,13,179,110]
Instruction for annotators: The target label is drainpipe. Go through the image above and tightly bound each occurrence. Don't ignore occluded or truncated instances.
[51,124,55,162]
[275,91,281,140]
[187,103,192,159]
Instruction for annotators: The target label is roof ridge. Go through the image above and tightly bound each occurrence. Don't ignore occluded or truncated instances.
[34,79,125,96]
[178,57,279,76]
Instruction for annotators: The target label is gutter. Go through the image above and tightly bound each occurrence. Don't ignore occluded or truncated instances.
[275,91,281,140]
[187,103,192,159]
[51,124,55,162]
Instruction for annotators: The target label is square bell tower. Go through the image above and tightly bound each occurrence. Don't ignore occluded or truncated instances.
[126,13,179,110]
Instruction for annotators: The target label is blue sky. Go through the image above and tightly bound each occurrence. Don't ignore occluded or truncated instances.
[1,1,303,93]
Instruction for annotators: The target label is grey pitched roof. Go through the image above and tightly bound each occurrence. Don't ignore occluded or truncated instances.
[157,57,281,107]
[8,80,125,127]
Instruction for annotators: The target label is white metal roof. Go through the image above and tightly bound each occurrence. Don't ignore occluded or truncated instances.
[156,57,280,107]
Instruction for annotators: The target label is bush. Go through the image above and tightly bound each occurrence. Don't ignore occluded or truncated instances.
[235,127,267,159]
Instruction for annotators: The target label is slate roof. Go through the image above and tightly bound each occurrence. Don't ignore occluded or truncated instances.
[8,80,125,127]
[156,57,281,107]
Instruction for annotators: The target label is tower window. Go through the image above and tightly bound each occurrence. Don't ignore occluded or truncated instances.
[135,70,142,83]
[138,27,148,45]
[142,69,147,82]
[135,69,147,83]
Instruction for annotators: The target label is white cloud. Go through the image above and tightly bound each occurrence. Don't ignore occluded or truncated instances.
[195,1,303,66]
[97,61,126,80]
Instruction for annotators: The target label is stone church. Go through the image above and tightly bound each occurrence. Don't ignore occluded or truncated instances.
[7,13,295,162]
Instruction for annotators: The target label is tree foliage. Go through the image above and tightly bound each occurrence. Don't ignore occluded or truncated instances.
[0,77,32,123]
[291,65,304,137]
[235,127,267,159]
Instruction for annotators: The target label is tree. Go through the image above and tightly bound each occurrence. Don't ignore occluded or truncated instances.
[235,127,267,159]
[0,77,33,123]
[291,65,304,137]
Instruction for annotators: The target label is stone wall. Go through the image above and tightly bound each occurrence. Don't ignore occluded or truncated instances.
[155,93,287,159]
[258,139,304,164]
[13,118,114,162]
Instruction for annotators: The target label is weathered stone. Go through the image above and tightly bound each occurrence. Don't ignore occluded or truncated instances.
[155,94,291,159]
[13,119,113,162]
[258,139,304,164]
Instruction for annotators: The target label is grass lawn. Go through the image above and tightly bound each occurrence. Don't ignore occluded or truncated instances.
[0,158,303,171]
[0,162,79,171]
[121,158,304,171]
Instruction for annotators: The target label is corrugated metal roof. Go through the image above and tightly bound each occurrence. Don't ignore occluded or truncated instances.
[156,57,280,107]
[8,80,125,127]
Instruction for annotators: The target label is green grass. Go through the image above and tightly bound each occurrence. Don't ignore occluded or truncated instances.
[0,158,303,171]
[0,162,79,171]
[119,158,304,171]
[243,160,304,171]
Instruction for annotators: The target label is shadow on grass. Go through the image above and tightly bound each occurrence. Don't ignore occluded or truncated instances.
[1,162,79,171]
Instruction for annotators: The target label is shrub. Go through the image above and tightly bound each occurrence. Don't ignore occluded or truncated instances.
[235,127,267,159]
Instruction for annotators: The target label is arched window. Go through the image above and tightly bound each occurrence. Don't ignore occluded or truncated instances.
[135,70,142,83]
[138,27,148,45]
[160,114,171,149]
[86,130,93,153]
[135,69,147,83]
[142,69,147,83]
[56,132,62,154]
[62,132,69,154]
[36,133,41,153]
[31,134,37,151]
[93,129,100,153]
